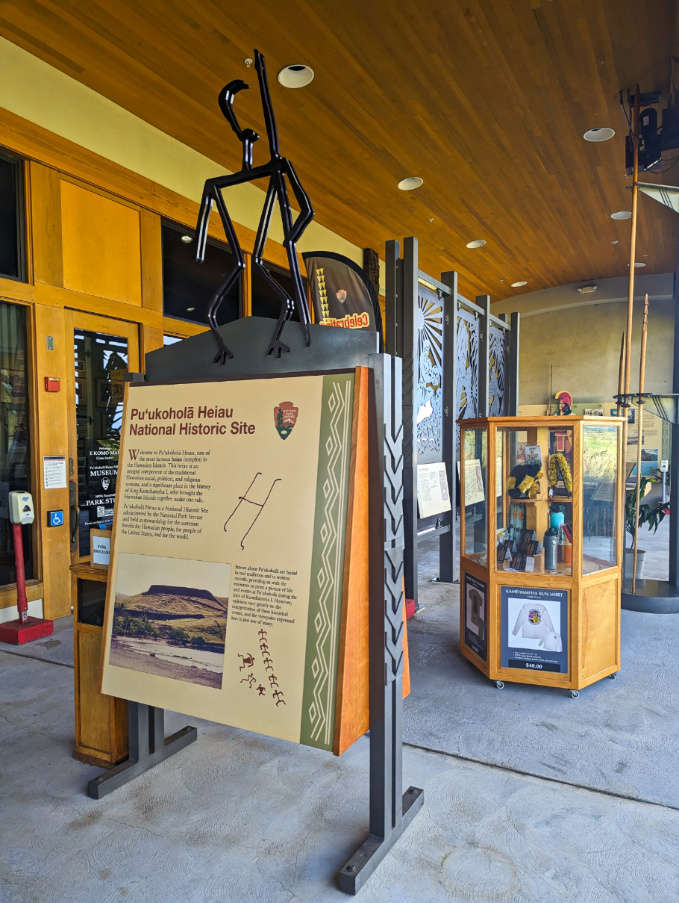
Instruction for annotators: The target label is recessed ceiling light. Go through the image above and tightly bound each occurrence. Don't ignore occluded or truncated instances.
[511,281,527,288]
[584,127,615,142]
[628,262,646,268]
[577,285,598,294]
[186,307,195,311]
[398,177,423,191]
[181,234,193,243]
[611,239,620,245]
[466,239,486,249]
[278,64,314,88]
[611,211,632,220]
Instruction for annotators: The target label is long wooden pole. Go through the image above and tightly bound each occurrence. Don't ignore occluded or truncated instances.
[623,87,641,402]
[622,88,640,585]
[632,294,649,593]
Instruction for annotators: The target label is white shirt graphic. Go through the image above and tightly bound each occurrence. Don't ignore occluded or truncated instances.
[512,603,555,640]
[539,630,563,652]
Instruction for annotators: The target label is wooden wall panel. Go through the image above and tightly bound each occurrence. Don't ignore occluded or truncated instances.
[140,209,163,312]
[60,180,142,306]
[33,303,71,619]
[29,161,63,287]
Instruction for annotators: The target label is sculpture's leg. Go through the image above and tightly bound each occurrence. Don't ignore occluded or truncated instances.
[252,178,296,357]
[276,164,313,345]
[203,190,247,363]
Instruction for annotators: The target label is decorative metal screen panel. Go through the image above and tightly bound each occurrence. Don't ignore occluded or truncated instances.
[415,284,444,462]
[488,322,508,416]
[456,306,480,454]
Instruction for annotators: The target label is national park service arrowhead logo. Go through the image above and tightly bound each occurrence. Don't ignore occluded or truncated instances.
[274,401,298,440]
[336,289,347,303]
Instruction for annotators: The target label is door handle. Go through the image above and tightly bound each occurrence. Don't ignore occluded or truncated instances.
[69,480,80,552]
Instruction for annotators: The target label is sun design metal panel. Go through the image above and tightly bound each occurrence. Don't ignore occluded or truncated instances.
[488,322,508,416]
[415,284,444,462]
[456,306,480,453]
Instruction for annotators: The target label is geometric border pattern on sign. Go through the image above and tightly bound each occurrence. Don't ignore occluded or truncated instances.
[301,374,355,749]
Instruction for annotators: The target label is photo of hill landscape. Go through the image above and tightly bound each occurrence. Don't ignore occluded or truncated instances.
[108,557,230,689]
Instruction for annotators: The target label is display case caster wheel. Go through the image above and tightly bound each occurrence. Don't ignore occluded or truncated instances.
[570,690,579,698]
[609,672,616,679]
[495,680,504,689]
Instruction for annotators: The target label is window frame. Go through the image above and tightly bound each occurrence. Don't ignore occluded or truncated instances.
[0,148,26,283]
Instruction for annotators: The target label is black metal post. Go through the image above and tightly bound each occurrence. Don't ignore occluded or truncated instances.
[88,703,197,799]
[478,295,491,418]
[441,270,458,583]
[338,353,423,894]
[670,233,679,586]
[384,240,400,358]
[508,311,520,416]
[402,238,419,604]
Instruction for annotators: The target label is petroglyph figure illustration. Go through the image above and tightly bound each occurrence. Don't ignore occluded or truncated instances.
[257,684,266,696]
[273,690,286,706]
[238,653,255,670]
[195,50,313,363]
[258,629,268,639]
[263,656,273,668]
[240,672,256,688]
[224,472,281,550]
[268,674,279,688]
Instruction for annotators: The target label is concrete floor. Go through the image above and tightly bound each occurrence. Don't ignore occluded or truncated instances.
[2,532,679,902]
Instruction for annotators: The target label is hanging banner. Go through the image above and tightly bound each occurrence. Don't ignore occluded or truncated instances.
[303,251,383,343]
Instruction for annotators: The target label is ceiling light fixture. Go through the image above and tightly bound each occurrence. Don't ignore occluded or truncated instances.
[577,285,598,294]
[628,262,646,268]
[466,239,486,249]
[611,211,632,220]
[186,307,195,311]
[277,64,314,88]
[611,239,620,245]
[398,177,423,191]
[181,234,193,243]
[583,127,615,142]
[511,281,527,288]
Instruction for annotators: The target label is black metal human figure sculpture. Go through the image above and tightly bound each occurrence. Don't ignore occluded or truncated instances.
[195,50,314,362]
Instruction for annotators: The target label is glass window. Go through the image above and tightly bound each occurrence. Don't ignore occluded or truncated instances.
[162,222,240,327]
[74,330,129,556]
[0,150,24,281]
[0,302,33,585]
[251,260,305,321]
[583,423,618,571]
[463,428,487,560]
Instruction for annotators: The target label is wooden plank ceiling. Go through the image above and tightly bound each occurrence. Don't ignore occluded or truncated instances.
[0,0,676,301]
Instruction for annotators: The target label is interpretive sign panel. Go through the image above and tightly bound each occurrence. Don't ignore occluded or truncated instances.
[101,372,357,751]
[416,462,451,519]
[500,586,568,674]
[463,573,487,661]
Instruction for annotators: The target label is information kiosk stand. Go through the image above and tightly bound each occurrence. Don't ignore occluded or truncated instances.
[459,415,624,696]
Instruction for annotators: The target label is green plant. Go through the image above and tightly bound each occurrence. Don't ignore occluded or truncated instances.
[625,476,669,550]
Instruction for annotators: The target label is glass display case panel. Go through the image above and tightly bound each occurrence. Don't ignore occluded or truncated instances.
[495,426,573,575]
[582,423,619,572]
[463,428,487,560]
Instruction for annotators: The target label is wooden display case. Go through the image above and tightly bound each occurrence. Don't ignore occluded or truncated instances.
[459,416,624,695]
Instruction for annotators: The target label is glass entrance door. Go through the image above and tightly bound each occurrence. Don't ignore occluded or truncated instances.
[66,311,139,563]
